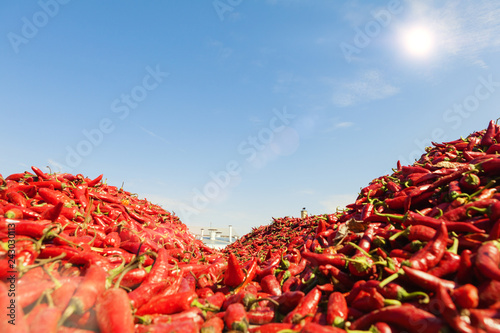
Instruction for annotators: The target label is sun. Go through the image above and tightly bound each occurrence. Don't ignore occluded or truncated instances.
[399,25,435,59]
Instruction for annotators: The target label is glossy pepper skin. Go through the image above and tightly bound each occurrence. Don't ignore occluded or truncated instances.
[223,253,246,287]
[350,304,445,333]
[326,291,347,326]
[407,222,448,271]
[475,240,500,281]
[283,287,321,325]
[95,288,134,333]
[224,303,249,332]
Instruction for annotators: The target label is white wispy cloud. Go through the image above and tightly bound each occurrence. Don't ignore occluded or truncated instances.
[138,125,170,144]
[335,121,354,128]
[332,69,400,107]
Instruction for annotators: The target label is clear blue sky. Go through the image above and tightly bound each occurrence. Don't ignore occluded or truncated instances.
[2,1,500,235]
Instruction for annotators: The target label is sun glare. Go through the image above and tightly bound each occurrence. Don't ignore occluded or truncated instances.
[399,25,435,59]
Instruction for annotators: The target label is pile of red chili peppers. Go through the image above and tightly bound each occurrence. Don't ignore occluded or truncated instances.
[3,120,500,332]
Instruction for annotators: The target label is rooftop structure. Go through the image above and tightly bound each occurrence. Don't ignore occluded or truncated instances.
[188,225,239,249]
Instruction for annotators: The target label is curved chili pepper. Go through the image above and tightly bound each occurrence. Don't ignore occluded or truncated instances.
[402,265,457,292]
[301,248,345,268]
[283,287,321,325]
[349,304,445,333]
[234,258,258,293]
[59,264,108,324]
[6,190,30,208]
[95,287,134,333]
[86,174,103,187]
[481,119,498,146]
[436,283,476,333]
[407,221,448,271]
[475,240,500,281]
[427,250,461,278]
[136,290,197,316]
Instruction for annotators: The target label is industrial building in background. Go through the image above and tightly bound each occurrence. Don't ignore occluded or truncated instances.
[190,208,306,249]
[188,225,239,249]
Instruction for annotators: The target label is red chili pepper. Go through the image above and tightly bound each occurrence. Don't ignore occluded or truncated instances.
[475,240,500,280]
[89,191,122,204]
[68,251,113,271]
[224,303,249,332]
[441,198,497,221]
[223,253,246,288]
[113,267,147,288]
[6,191,28,208]
[40,201,64,222]
[326,291,347,326]
[469,308,500,332]
[144,248,175,284]
[402,265,457,292]
[17,278,55,308]
[51,277,81,312]
[95,288,134,333]
[283,287,321,325]
[300,322,347,333]
[436,283,476,332]
[4,207,23,219]
[427,250,461,278]
[86,174,103,187]
[0,218,60,241]
[349,304,445,333]
[127,282,169,309]
[274,290,304,314]
[301,248,345,268]
[452,283,479,309]
[401,211,484,233]
[247,306,275,325]
[260,274,282,296]
[72,185,89,211]
[459,173,481,192]
[38,187,73,206]
[198,291,226,311]
[3,205,40,220]
[481,119,498,146]
[351,287,385,312]
[281,275,300,293]
[234,258,258,293]
[28,302,62,333]
[317,264,354,289]
[201,316,225,333]
[60,264,108,324]
[136,290,197,316]
[357,224,376,253]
